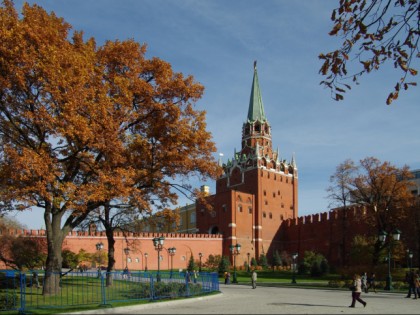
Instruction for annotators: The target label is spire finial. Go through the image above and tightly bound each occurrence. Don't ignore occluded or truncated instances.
[254,60,257,70]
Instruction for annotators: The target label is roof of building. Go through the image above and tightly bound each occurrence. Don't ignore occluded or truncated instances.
[247,61,267,123]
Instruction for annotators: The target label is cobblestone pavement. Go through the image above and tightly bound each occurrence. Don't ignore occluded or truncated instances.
[69,284,419,314]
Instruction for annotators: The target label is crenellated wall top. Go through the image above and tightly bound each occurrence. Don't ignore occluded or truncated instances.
[283,205,368,227]
[0,228,223,239]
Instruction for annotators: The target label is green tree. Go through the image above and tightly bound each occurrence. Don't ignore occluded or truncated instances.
[251,257,258,267]
[258,254,269,269]
[62,250,79,269]
[272,250,282,270]
[187,254,196,272]
[319,0,419,104]
[300,251,329,276]
[218,256,230,275]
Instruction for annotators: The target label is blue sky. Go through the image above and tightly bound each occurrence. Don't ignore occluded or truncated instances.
[9,0,420,229]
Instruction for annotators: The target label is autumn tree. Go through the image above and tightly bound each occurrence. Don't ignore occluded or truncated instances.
[0,235,47,270]
[331,157,414,265]
[327,159,357,266]
[319,0,419,104]
[0,1,219,294]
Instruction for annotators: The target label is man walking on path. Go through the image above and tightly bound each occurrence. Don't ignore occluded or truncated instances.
[251,270,257,289]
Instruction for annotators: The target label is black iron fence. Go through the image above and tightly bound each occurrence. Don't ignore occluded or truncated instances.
[0,269,219,313]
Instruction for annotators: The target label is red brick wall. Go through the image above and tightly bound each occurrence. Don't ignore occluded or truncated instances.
[0,230,223,271]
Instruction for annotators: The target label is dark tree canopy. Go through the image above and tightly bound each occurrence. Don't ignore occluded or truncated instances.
[319,0,419,104]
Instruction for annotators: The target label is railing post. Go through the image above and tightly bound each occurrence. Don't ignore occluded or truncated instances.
[150,273,156,300]
[18,272,26,314]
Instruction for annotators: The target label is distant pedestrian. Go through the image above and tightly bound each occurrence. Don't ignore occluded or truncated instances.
[413,272,419,299]
[349,274,367,308]
[361,272,368,293]
[123,267,129,279]
[224,272,228,284]
[32,271,40,288]
[367,272,376,293]
[226,272,231,284]
[251,270,257,289]
[406,270,415,298]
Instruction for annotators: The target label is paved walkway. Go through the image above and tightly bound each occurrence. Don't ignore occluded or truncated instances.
[69,284,419,314]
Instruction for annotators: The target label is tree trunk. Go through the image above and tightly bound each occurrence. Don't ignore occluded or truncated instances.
[42,204,73,295]
[105,232,116,287]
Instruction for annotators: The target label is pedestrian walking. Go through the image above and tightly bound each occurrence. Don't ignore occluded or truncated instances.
[251,270,257,289]
[367,272,376,293]
[413,272,419,299]
[349,274,367,308]
[406,270,415,298]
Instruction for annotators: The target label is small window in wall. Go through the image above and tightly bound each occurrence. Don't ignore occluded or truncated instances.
[273,192,276,198]
[190,212,196,223]
[238,205,243,213]
[263,212,266,218]
[281,203,284,208]
[248,207,252,214]
[269,212,272,219]
[182,256,186,261]
[265,200,268,205]
[278,190,280,195]
[286,178,289,183]
[280,215,284,220]
[128,258,132,263]
[135,258,139,263]
[179,217,183,225]
[263,190,266,196]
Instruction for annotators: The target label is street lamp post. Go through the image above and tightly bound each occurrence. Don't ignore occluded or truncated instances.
[409,251,413,269]
[291,253,298,284]
[229,243,241,284]
[124,247,130,269]
[168,247,176,278]
[198,252,203,272]
[153,236,165,282]
[379,229,401,290]
[144,253,148,272]
[247,253,250,272]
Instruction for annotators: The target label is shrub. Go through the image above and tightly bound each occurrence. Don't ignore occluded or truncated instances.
[0,291,17,310]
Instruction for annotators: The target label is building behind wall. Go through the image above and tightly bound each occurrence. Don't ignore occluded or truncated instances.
[196,62,298,266]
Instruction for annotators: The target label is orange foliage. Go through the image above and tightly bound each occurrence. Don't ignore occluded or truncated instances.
[0,0,220,285]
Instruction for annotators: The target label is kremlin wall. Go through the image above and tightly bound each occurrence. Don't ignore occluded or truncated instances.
[1,204,416,271]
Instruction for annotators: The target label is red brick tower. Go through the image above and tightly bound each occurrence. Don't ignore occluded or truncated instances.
[196,62,298,266]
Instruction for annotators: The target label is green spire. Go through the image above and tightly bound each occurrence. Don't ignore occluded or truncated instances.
[247,61,266,122]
